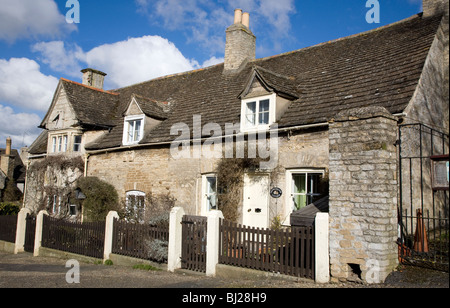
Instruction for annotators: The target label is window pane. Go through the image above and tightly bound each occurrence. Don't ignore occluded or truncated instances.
[74,135,82,152]
[246,102,256,126]
[207,177,217,194]
[246,101,256,113]
[134,120,142,141]
[63,136,68,152]
[259,99,269,112]
[293,174,306,194]
[206,176,217,211]
[259,111,269,125]
[52,137,57,153]
[293,195,306,211]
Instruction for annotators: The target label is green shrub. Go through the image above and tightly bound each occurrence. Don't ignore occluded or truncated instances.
[0,202,21,215]
[74,177,120,222]
[104,259,113,266]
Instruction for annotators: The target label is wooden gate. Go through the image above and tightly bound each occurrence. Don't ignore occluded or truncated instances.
[24,214,36,253]
[181,215,207,272]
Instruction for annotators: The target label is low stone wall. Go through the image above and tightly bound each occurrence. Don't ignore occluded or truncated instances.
[0,240,15,254]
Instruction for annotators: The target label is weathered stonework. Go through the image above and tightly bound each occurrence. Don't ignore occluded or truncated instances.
[328,107,399,284]
[87,128,330,225]
[224,23,256,72]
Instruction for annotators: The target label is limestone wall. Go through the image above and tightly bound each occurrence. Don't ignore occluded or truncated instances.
[328,107,399,283]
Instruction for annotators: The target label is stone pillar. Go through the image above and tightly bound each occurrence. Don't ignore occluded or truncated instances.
[104,211,119,261]
[315,213,330,284]
[328,106,398,284]
[33,210,48,256]
[206,210,224,277]
[167,207,185,272]
[14,208,31,254]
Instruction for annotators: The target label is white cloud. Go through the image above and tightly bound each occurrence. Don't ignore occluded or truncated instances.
[0,0,76,43]
[31,41,85,78]
[257,0,296,35]
[0,58,59,112]
[0,104,42,149]
[202,56,224,67]
[84,36,200,88]
[33,36,202,89]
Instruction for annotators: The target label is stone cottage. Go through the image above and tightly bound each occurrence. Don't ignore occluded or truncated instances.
[24,0,448,283]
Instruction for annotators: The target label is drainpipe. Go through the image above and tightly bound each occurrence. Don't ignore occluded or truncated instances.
[84,153,90,177]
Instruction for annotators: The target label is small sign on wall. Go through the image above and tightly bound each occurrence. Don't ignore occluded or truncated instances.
[431,155,449,191]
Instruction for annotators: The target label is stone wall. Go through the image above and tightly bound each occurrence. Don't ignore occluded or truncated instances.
[328,106,398,284]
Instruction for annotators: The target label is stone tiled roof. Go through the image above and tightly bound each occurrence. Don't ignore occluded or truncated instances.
[60,79,120,128]
[27,130,48,155]
[44,14,442,151]
[129,94,169,120]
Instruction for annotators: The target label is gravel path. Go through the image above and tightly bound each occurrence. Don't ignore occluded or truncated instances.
[0,251,447,289]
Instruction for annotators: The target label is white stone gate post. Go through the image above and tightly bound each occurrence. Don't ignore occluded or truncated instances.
[104,211,119,261]
[167,207,185,272]
[14,208,31,254]
[33,210,48,256]
[315,212,330,283]
[206,210,224,277]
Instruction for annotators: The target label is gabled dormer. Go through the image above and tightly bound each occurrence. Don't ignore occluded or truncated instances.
[122,94,168,146]
[239,67,299,133]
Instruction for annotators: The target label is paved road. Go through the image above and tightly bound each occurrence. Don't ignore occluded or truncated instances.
[0,251,448,289]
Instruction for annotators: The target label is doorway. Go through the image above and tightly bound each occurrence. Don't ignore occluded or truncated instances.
[242,173,269,229]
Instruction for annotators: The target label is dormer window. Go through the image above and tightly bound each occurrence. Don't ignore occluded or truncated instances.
[241,93,276,132]
[123,115,144,145]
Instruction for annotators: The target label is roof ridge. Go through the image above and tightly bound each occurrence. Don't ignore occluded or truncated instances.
[60,78,120,95]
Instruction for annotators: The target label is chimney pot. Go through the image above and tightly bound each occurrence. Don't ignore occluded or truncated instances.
[234,9,243,24]
[242,12,250,28]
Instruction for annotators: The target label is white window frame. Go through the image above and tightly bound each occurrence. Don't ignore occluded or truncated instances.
[201,174,218,216]
[63,135,68,152]
[52,137,57,153]
[122,115,145,146]
[125,191,146,223]
[284,169,325,225]
[51,134,68,153]
[240,93,276,133]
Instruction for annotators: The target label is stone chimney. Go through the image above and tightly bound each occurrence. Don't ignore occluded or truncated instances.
[423,0,448,17]
[5,137,11,156]
[224,9,256,72]
[1,137,13,178]
[81,68,107,90]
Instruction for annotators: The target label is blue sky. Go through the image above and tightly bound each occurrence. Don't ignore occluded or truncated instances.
[0,0,424,149]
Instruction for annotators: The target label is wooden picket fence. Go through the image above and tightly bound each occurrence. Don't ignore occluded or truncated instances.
[112,218,169,261]
[0,215,17,243]
[219,219,315,279]
[42,215,105,259]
